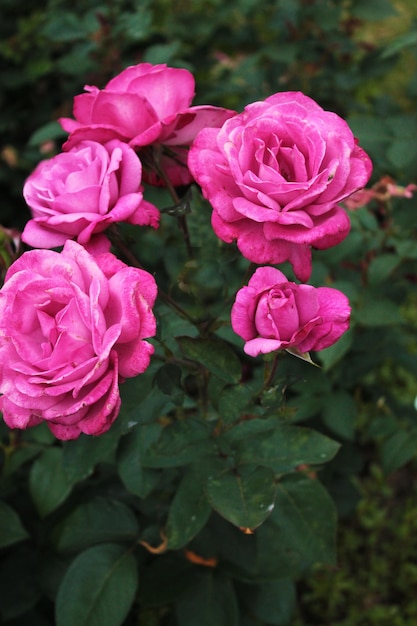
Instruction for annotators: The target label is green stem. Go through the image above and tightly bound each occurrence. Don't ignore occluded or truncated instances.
[149,148,194,258]
[243,262,258,286]
[263,354,279,389]
[108,225,196,325]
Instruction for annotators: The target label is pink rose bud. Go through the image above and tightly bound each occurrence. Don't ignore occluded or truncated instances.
[21,139,159,249]
[59,63,235,187]
[0,240,157,440]
[188,91,372,282]
[231,266,350,357]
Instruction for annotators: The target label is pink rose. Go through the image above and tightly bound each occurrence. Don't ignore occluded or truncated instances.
[0,240,157,440]
[231,266,350,357]
[22,139,159,249]
[59,63,235,187]
[188,91,372,282]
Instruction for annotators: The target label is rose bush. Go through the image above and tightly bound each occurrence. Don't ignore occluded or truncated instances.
[21,139,159,249]
[59,63,235,186]
[231,266,350,357]
[0,240,157,440]
[188,91,372,282]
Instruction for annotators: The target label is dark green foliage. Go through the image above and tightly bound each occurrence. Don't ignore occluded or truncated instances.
[292,464,417,625]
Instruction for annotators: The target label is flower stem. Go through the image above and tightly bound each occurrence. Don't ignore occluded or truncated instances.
[150,148,194,258]
[108,225,196,325]
[263,354,279,389]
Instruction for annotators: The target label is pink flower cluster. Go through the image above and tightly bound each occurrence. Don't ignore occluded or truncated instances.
[188,91,371,358]
[188,91,372,283]
[0,62,372,439]
[59,62,235,187]
[1,63,233,439]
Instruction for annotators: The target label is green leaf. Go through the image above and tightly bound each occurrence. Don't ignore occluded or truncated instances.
[0,501,29,548]
[0,546,39,620]
[271,474,337,567]
[3,442,44,475]
[318,328,353,371]
[42,12,96,42]
[381,30,417,58]
[205,513,259,575]
[285,394,324,422]
[259,383,286,411]
[387,139,417,168]
[53,497,139,553]
[63,427,120,484]
[367,254,400,285]
[28,422,56,444]
[351,0,397,20]
[153,363,184,406]
[207,466,276,530]
[222,417,281,445]
[165,465,212,549]
[381,430,417,475]
[28,121,67,146]
[321,390,356,441]
[56,43,96,76]
[395,239,417,260]
[154,363,182,395]
[285,347,319,366]
[118,368,175,430]
[139,555,196,608]
[143,41,182,65]
[113,6,152,41]
[177,336,241,383]
[56,544,138,626]
[141,419,216,468]
[117,424,162,498]
[239,579,296,626]
[156,302,197,350]
[175,571,238,626]
[355,294,403,326]
[346,116,390,154]
[29,448,72,517]
[230,424,340,473]
[218,383,257,424]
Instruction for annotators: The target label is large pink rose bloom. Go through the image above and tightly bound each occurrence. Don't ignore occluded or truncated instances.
[59,63,235,187]
[188,91,372,282]
[231,266,350,357]
[0,241,157,440]
[22,139,159,249]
